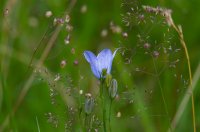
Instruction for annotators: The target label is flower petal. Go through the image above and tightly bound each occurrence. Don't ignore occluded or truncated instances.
[113,48,119,58]
[97,49,113,74]
[84,51,100,78]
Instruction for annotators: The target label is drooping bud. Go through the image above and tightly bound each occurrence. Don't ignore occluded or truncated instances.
[105,74,112,87]
[84,96,94,115]
[109,79,118,99]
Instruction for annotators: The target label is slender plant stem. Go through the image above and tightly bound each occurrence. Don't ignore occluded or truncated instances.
[170,23,196,132]
[84,114,88,131]
[100,79,107,132]
[152,58,172,131]
[109,99,113,132]
[169,63,200,132]
[0,0,77,131]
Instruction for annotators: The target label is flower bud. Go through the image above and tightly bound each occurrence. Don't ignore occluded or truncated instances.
[109,79,118,99]
[85,97,94,115]
[105,74,112,87]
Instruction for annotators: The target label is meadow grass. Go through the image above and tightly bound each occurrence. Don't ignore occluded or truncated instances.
[0,0,200,131]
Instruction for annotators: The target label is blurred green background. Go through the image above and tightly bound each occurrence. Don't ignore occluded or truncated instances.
[0,0,200,131]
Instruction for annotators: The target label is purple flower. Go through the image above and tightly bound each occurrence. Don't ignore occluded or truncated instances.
[84,49,117,79]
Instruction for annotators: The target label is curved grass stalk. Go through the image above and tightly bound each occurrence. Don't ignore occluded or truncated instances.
[0,0,77,131]
[162,9,196,131]
[169,63,200,132]
[170,23,196,132]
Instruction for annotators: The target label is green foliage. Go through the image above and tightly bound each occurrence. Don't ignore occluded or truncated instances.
[0,0,200,131]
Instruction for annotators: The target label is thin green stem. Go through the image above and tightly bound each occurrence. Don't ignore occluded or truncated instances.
[170,23,196,132]
[152,57,172,131]
[84,114,88,131]
[100,79,107,132]
[109,99,113,132]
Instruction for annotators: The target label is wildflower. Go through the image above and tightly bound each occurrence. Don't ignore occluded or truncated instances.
[83,49,117,79]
